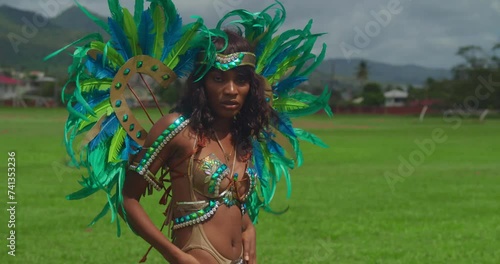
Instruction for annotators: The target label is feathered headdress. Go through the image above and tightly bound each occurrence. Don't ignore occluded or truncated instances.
[214,1,333,223]
[48,0,331,235]
[45,0,223,235]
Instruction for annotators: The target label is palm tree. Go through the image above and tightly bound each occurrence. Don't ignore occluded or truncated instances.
[354,60,368,100]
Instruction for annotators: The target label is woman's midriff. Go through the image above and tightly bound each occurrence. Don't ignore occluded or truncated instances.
[173,205,243,260]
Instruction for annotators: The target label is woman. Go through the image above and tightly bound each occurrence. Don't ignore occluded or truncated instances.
[57,2,329,263]
[122,30,270,264]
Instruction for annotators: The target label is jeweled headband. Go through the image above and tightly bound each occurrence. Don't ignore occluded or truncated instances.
[197,51,256,71]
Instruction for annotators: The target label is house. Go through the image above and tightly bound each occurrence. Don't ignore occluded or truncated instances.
[384,89,408,107]
[0,75,22,100]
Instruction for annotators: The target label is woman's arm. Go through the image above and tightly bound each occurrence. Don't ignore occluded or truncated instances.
[122,171,188,263]
[121,114,199,264]
[241,213,257,264]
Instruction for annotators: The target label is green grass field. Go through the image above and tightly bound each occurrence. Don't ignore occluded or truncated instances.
[1,108,499,264]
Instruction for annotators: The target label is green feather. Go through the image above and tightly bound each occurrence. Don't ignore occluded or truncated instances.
[256,36,279,74]
[73,0,109,33]
[89,41,125,67]
[78,101,111,130]
[44,33,101,61]
[300,43,327,77]
[134,0,144,26]
[287,87,332,118]
[151,6,165,59]
[273,98,309,112]
[107,0,124,26]
[294,128,328,148]
[122,8,142,56]
[164,18,203,68]
[157,0,177,28]
[79,79,112,94]
[108,127,126,163]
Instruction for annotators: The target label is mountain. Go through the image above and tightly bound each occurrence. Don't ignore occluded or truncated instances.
[51,6,106,34]
[0,5,453,86]
[315,58,452,86]
[0,5,106,77]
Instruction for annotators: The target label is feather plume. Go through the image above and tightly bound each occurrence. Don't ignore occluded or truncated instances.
[274,76,308,95]
[164,17,203,68]
[133,0,144,25]
[138,10,155,56]
[122,8,141,56]
[294,128,328,148]
[151,5,165,59]
[108,18,132,60]
[108,127,127,162]
[174,48,198,78]
[107,0,124,26]
[88,114,120,151]
[73,0,109,32]
[85,54,115,79]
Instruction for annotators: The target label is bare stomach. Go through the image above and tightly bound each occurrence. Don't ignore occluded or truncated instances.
[173,204,243,262]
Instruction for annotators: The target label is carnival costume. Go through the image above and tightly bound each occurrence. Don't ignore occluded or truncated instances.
[50,0,332,263]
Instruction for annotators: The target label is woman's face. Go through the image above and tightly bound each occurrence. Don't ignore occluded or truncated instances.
[204,68,251,119]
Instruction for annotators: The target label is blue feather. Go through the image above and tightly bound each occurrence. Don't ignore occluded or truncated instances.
[160,13,183,62]
[267,140,285,157]
[121,135,141,160]
[261,46,294,77]
[108,18,132,60]
[138,10,154,56]
[273,113,296,137]
[85,54,116,79]
[251,139,265,180]
[255,39,267,58]
[274,76,308,95]
[174,48,198,78]
[73,91,109,115]
[89,114,120,151]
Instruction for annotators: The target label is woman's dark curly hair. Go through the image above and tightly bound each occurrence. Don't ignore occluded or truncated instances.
[172,30,273,154]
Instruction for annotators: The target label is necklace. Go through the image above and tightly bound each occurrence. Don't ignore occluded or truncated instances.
[213,131,238,178]
[213,131,234,163]
[213,131,239,206]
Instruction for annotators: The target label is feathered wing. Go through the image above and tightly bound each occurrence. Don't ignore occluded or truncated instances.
[46,0,216,236]
[217,2,332,223]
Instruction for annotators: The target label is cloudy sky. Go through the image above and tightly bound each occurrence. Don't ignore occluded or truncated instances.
[2,0,500,69]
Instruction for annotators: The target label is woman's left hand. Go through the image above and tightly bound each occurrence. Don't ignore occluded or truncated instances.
[242,223,257,264]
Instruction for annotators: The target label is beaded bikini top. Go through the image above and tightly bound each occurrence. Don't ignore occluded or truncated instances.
[192,153,257,203]
[173,138,257,230]
[131,115,257,230]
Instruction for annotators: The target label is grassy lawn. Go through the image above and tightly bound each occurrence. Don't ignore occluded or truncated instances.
[0,107,499,263]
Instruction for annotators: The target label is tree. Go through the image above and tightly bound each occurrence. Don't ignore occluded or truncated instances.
[356,60,369,84]
[156,79,184,107]
[361,82,385,106]
[353,60,368,100]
